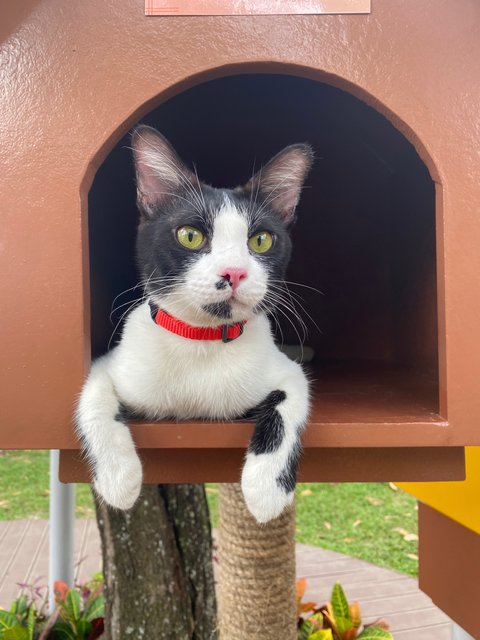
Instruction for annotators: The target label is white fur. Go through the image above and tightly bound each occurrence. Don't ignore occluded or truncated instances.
[77,204,310,522]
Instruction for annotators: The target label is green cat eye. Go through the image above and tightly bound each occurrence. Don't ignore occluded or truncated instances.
[248,231,274,254]
[176,226,205,250]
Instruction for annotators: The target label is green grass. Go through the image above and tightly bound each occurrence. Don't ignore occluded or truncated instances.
[0,451,418,576]
[0,451,94,519]
[207,482,418,576]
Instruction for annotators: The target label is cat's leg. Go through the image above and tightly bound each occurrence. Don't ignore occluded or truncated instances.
[76,355,143,509]
[241,355,309,523]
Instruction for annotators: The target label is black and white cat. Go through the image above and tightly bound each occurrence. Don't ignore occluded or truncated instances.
[76,126,312,523]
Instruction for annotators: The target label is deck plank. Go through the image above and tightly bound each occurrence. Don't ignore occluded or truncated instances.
[0,520,451,638]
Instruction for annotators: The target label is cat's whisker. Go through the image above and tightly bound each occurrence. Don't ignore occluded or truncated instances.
[110,276,158,310]
[262,304,285,348]
[246,158,257,221]
[263,291,308,345]
[108,300,142,350]
[268,282,323,335]
[248,165,263,222]
[264,298,306,360]
[110,295,148,320]
[193,164,207,213]
[271,279,325,296]
[266,289,310,338]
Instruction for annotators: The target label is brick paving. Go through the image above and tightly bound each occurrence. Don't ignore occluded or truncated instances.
[0,520,451,638]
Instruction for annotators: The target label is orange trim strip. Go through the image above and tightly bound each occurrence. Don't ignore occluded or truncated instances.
[145,0,371,16]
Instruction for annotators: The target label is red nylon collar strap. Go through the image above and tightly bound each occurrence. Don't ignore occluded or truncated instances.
[149,304,246,343]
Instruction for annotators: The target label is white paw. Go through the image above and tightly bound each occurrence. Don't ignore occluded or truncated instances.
[241,455,294,523]
[93,429,143,510]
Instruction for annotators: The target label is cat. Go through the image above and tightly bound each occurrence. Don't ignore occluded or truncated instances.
[76,125,312,523]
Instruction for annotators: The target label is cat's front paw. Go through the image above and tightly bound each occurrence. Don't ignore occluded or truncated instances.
[93,446,143,510]
[241,455,294,524]
[94,455,143,510]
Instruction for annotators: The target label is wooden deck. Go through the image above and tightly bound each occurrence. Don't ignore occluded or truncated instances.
[0,520,451,638]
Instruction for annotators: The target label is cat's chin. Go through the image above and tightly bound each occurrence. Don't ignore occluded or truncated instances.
[200,300,256,325]
[229,299,257,321]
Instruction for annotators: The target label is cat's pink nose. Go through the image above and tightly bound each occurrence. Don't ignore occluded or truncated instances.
[221,268,247,291]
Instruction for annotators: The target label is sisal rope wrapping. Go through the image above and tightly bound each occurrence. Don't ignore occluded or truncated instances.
[218,483,297,640]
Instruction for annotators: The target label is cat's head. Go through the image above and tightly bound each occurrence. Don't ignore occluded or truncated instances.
[132,125,313,327]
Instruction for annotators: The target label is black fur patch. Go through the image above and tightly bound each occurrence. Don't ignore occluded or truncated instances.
[148,300,158,320]
[248,390,287,455]
[114,402,130,423]
[115,402,146,423]
[215,279,228,290]
[276,443,301,494]
[202,301,232,319]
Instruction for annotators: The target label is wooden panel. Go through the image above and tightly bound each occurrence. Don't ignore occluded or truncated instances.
[3,0,480,453]
[60,446,465,483]
[399,447,480,534]
[419,504,480,639]
[123,361,446,451]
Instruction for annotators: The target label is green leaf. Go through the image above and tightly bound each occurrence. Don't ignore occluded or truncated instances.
[63,590,81,623]
[84,595,105,622]
[15,597,27,619]
[331,583,351,625]
[356,628,393,639]
[0,611,19,630]
[4,628,29,640]
[336,615,354,633]
[298,619,315,640]
[52,621,77,640]
[74,619,92,640]
[26,607,34,640]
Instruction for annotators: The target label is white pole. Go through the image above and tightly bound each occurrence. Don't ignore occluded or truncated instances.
[48,449,75,613]
[452,622,475,640]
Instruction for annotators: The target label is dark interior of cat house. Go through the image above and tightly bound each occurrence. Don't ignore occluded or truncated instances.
[88,73,441,448]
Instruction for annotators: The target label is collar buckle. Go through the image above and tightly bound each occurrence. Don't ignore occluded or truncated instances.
[222,321,245,343]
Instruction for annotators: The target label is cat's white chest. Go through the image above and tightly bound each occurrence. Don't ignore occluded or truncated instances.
[108,303,274,419]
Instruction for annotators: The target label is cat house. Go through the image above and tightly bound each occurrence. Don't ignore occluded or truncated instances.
[1,0,479,484]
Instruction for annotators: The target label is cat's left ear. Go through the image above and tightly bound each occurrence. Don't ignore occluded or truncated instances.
[244,144,313,226]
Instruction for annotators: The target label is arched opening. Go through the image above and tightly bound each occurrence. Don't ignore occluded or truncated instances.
[88,73,439,428]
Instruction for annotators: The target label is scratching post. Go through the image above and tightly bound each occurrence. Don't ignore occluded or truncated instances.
[218,484,297,640]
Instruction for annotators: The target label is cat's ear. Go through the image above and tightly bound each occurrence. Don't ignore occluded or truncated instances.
[131,125,196,217]
[245,144,313,225]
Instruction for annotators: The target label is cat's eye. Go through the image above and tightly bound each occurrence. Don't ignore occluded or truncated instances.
[176,226,205,250]
[248,231,274,254]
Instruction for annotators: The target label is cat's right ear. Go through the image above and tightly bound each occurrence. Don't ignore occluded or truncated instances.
[131,126,195,218]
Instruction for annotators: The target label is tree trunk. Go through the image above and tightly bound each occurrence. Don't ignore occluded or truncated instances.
[217,483,297,640]
[95,484,218,640]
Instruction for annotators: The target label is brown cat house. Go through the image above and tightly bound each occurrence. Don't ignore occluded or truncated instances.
[1,1,479,484]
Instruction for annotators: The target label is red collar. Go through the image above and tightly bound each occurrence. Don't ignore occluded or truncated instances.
[149,303,246,343]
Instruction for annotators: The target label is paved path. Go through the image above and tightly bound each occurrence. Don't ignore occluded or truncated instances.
[0,520,451,638]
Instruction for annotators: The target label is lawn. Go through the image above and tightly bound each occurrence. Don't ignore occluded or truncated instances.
[0,451,418,576]
[0,451,94,519]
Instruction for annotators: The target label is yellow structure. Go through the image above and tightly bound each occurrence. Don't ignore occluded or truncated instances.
[398,447,480,534]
